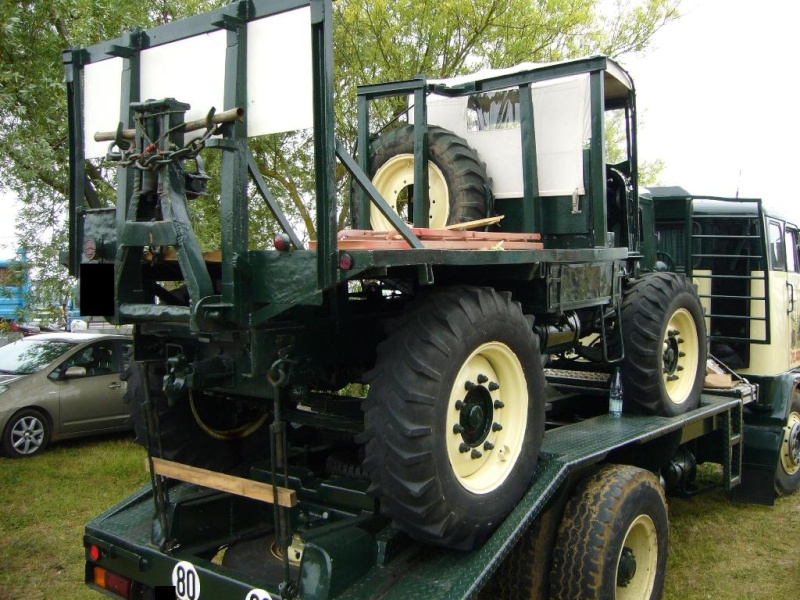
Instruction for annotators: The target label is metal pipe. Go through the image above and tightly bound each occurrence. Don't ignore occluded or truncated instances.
[93,107,245,141]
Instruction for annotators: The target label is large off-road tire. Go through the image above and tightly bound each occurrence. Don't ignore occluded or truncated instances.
[360,286,545,550]
[550,465,669,600]
[1,408,51,458]
[621,272,707,416]
[497,487,570,599]
[368,125,487,230]
[123,362,242,470]
[775,390,800,495]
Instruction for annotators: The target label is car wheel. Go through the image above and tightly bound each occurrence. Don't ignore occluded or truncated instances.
[1,408,51,458]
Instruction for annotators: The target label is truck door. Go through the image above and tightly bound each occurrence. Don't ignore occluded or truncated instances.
[786,225,800,367]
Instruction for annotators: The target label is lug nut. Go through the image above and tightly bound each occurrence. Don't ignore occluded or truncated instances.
[488,382,500,391]
[492,422,503,432]
[459,443,470,453]
[477,374,488,384]
[484,441,495,451]
[493,400,505,409]
[453,424,465,434]
[471,449,483,459]
[464,381,476,391]
[455,400,464,410]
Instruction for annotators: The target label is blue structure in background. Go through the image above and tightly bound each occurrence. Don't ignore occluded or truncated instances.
[0,250,29,323]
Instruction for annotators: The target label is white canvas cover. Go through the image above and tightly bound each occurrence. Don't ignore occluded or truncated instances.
[414,73,591,198]
[83,7,313,159]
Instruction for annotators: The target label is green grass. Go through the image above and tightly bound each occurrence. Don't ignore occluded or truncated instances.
[665,469,800,599]
[0,434,148,600]
[1,438,798,599]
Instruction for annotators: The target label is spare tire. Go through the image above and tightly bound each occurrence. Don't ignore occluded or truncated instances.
[368,125,487,230]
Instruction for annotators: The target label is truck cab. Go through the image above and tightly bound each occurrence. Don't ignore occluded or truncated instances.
[652,187,800,375]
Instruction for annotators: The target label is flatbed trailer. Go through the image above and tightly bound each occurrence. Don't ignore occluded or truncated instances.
[85,390,750,600]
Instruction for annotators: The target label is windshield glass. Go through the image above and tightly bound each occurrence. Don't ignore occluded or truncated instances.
[0,339,77,375]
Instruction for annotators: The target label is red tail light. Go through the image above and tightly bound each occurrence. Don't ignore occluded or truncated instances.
[93,566,131,599]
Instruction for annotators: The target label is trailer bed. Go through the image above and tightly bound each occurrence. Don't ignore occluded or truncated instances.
[85,391,748,600]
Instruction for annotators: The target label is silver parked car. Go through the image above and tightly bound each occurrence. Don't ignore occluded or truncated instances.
[0,332,132,457]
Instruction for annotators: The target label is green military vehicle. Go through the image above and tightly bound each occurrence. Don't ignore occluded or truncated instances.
[65,1,799,598]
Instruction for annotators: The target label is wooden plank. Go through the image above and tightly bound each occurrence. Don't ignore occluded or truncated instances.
[337,228,540,242]
[444,216,505,230]
[148,457,297,508]
[334,239,543,250]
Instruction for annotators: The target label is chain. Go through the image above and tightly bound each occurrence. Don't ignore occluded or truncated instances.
[107,109,221,171]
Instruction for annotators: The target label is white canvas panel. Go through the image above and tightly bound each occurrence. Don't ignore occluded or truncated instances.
[247,7,313,136]
[140,29,227,134]
[531,74,590,197]
[419,73,590,198]
[84,57,123,159]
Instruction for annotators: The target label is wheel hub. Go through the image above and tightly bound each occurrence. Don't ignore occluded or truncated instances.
[662,329,681,375]
[459,386,492,446]
[617,546,637,587]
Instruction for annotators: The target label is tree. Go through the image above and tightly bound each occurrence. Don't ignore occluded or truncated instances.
[0,0,679,310]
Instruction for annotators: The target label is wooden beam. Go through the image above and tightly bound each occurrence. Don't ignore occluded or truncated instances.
[148,457,297,508]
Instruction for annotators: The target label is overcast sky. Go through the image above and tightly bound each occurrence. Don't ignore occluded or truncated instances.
[2,0,797,258]
[625,0,800,222]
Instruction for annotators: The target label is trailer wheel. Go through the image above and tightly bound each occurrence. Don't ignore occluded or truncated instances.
[497,487,570,599]
[124,362,242,469]
[776,391,800,495]
[361,286,545,550]
[621,272,707,416]
[550,465,668,600]
[368,125,487,230]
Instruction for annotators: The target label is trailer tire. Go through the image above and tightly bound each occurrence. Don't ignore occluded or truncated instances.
[550,464,668,600]
[368,125,487,230]
[775,390,800,495]
[497,485,570,599]
[361,286,545,550]
[621,272,707,416]
[124,362,240,470]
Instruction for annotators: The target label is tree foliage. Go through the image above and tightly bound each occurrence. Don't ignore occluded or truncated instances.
[0,0,679,313]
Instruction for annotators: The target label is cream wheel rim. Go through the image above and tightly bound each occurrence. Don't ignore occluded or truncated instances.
[780,411,800,475]
[615,514,658,600]
[370,153,450,230]
[445,342,528,494]
[662,308,699,405]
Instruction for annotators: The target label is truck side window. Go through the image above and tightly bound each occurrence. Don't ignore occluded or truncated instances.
[769,221,785,271]
[786,228,799,272]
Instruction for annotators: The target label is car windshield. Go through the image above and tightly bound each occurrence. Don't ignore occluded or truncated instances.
[0,339,77,375]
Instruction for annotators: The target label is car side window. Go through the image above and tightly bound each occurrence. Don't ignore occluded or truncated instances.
[59,342,118,377]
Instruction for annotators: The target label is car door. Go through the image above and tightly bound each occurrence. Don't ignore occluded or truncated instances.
[54,340,128,434]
